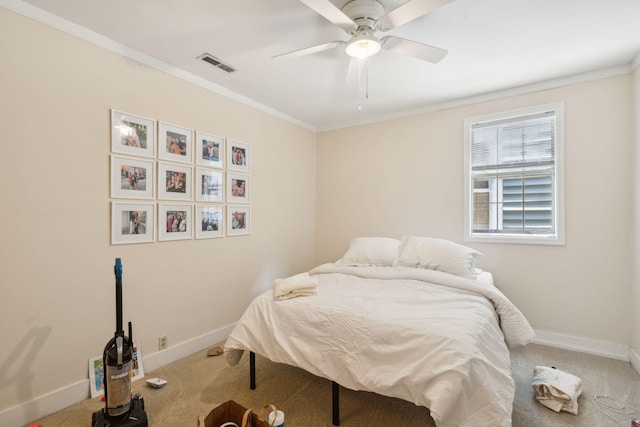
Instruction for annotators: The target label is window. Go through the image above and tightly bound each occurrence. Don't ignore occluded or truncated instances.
[464,102,565,245]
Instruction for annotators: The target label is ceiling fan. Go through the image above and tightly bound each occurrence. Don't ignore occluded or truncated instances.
[274,0,452,64]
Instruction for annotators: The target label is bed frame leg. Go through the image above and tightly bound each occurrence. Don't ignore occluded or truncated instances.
[332,381,340,426]
[248,351,339,425]
[250,351,256,390]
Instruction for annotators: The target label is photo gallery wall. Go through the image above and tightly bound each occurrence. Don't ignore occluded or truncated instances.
[109,109,251,244]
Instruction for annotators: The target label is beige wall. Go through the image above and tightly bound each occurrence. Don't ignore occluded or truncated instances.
[316,75,633,346]
[0,8,316,412]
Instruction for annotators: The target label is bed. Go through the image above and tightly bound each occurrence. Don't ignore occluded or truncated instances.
[224,236,535,426]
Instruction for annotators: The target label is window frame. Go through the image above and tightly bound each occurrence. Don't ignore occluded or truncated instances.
[463,102,565,245]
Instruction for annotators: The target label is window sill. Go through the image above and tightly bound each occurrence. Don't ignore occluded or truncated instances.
[465,234,565,246]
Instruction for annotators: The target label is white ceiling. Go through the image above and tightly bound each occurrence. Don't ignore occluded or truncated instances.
[7,0,640,130]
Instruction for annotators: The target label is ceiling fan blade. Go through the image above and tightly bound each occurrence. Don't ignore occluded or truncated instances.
[299,0,357,31]
[273,40,344,59]
[377,0,453,31]
[382,36,447,63]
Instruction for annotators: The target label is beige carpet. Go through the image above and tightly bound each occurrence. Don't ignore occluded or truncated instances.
[36,343,640,426]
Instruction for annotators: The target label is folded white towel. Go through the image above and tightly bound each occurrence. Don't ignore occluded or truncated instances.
[273,272,318,301]
[531,366,583,415]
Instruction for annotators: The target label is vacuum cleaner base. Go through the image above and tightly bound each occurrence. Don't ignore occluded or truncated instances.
[92,395,148,427]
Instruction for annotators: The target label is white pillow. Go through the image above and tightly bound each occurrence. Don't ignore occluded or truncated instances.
[337,237,401,266]
[395,236,481,278]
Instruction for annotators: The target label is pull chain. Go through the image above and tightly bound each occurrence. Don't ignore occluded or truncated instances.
[358,59,369,111]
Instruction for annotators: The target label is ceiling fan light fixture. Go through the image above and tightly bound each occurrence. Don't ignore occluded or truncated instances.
[345,34,381,59]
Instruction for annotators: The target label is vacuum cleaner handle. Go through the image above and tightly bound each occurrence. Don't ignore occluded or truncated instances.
[114,258,125,367]
[114,258,123,280]
[114,258,123,334]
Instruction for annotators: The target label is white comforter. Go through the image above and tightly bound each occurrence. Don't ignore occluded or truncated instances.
[224,264,535,427]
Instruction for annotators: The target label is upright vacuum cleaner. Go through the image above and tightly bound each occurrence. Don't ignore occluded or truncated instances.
[92,258,148,427]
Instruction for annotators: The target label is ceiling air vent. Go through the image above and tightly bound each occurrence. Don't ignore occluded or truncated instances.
[198,53,236,73]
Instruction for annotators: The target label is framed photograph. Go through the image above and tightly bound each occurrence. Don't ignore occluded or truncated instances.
[196,205,224,239]
[196,131,224,169]
[227,172,250,204]
[89,342,144,399]
[111,110,155,158]
[158,203,193,241]
[227,139,250,172]
[88,354,105,398]
[158,122,193,164]
[130,342,145,381]
[110,155,154,199]
[158,162,192,201]
[196,168,224,203]
[227,205,251,236]
[111,202,155,245]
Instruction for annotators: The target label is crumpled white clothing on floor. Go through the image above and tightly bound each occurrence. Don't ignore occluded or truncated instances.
[532,366,583,414]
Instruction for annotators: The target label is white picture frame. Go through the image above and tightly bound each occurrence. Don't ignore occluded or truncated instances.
[196,168,224,203]
[158,162,192,201]
[89,354,105,398]
[195,205,224,239]
[196,131,224,169]
[130,342,145,382]
[111,110,156,158]
[227,139,250,172]
[158,122,193,164]
[110,155,154,199]
[111,202,155,245]
[227,172,250,204]
[227,205,251,236]
[158,203,193,241]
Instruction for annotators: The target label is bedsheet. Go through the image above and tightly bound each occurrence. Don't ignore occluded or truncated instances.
[224,264,535,427]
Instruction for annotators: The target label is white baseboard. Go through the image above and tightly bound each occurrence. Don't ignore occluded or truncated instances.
[0,379,89,427]
[142,323,235,373]
[0,323,236,427]
[533,329,630,362]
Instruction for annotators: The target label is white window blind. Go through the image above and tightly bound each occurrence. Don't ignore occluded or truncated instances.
[464,103,564,245]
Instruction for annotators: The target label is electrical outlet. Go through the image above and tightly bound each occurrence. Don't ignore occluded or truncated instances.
[158,335,168,350]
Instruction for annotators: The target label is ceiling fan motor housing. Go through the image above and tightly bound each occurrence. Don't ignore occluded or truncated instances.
[342,0,385,32]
